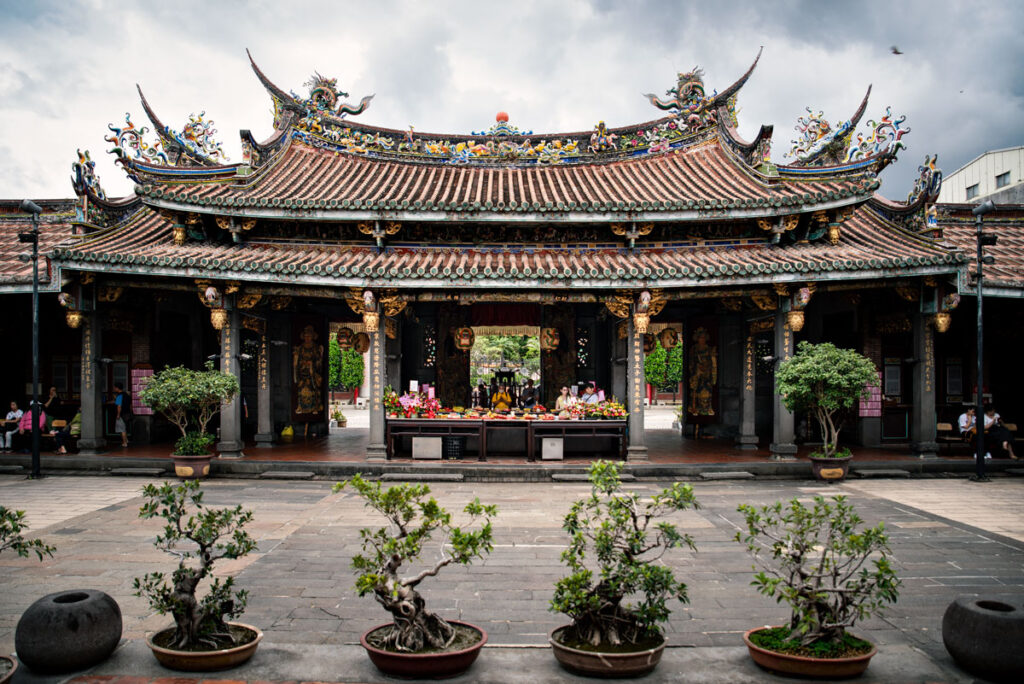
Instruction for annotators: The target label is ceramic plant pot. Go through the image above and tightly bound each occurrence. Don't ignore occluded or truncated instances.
[743,626,876,679]
[808,454,852,482]
[360,620,486,678]
[549,625,666,678]
[172,453,212,479]
[146,622,262,671]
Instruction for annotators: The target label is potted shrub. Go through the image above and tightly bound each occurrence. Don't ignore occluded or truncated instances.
[774,342,879,481]
[735,495,900,678]
[331,409,347,428]
[334,474,497,678]
[1,506,55,684]
[134,480,260,671]
[139,362,240,478]
[549,460,699,677]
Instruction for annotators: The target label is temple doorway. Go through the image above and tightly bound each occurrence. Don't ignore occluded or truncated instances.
[469,332,540,409]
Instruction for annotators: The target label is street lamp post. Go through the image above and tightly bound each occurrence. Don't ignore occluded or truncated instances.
[19,199,43,479]
[972,199,996,482]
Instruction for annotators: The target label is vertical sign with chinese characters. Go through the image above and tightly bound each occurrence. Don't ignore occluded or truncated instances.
[924,325,934,394]
[82,325,93,390]
[744,335,755,392]
[259,336,268,392]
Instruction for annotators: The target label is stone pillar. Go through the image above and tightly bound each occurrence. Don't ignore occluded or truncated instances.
[736,330,759,449]
[911,311,939,458]
[216,304,244,458]
[626,309,648,462]
[770,309,797,458]
[366,312,387,461]
[254,331,274,446]
[77,301,107,455]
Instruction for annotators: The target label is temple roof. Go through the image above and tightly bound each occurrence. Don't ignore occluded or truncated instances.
[939,203,1024,296]
[0,200,76,292]
[135,134,877,221]
[47,202,962,291]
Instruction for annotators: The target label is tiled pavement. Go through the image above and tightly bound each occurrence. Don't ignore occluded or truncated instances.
[2,474,1023,682]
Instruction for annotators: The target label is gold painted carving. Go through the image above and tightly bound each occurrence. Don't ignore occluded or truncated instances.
[80,273,95,285]
[783,215,799,232]
[269,296,291,311]
[385,318,398,340]
[721,298,742,312]
[610,223,627,236]
[172,225,187,246]
[98,286,123,303]
[237,293,262,309]
[241,315,265,334]
[749,318,774,334]
[384,221,402,235]
[756,218,774,232]
[895,285,919,302]
[828,223,841,245]
[751,294,777,311]
[379,295,407,317]
[357,221,374,235]
[773,284,789,297]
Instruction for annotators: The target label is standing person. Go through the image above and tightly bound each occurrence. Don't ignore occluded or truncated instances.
[3,401,23,451]
[491,384,512,412]
[984,405,1018,459]
[520,379,537,409]
[114,382,131,448]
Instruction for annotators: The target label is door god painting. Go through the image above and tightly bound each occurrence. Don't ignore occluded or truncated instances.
[293,324,324,418]
[688,326,717,417]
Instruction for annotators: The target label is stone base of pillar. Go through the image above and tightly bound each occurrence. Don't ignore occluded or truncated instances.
[76,439,107,456]
[769,443,798,460]
[217,441,245,459]
[626,446,649,462]
[366,444,387,461]
[254,433,276,448]
[911,441,939,459]
[735,434,759,450]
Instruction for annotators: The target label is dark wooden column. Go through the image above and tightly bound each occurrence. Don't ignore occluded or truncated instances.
[366,308,387,461]
[911,310,938,458]
[77,293,107,455]
[770,308,797,458]
[216,302,244,458]
[626,306,648,461]
[254,330,274,447]
[736,328,759,449]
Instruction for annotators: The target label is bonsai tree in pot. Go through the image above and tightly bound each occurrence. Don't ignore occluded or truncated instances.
[139,362,239,477]
[735,495,900,678]
[549,460,699,677]
[774,342,878,480]
[335,474,497,677]
[1,507,55,683]
[134,480,261,670]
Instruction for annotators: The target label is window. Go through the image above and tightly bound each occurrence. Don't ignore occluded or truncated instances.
[996,171,1010,189]
[966,184,979,200]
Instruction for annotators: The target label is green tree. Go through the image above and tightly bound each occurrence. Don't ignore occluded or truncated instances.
[328,336,341,389]
[774,342,878,457]
[665,344,684,391]
[340,349,364,390]
[644,340,667,388]
[1,506,55,560]
[138,362,240,454]
[470,334,540,386]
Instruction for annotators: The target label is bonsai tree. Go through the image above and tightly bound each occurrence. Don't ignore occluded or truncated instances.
[0,506,55,560]
[735,495,900,653]
[774,342,878,458]
[134,480,256,649]
[334,474,497,652]
[139,362,240,455]
[550,460,699,648]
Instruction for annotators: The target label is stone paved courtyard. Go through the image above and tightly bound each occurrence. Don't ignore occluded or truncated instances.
[1,473,1023,682]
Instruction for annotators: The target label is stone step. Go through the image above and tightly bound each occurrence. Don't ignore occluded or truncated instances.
[551,473,635,482]
[0,465,24,474]
[381,473,464,482]
[852,468,911,478]
[109,467,167,476]
[1004,468,1024,477]
[259,471,316,480]
[699,471,755,481]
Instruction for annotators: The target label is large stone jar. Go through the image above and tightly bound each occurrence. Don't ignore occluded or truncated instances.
[943,596,1024,683]
[15,589,122,674]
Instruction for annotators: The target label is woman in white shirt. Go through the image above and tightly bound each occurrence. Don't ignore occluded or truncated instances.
[3,401,22,451]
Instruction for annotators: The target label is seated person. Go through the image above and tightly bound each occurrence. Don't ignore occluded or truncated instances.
[555,386,576,411]
[581,384,601,405]
[12,403,46,452]
[984,405,1018,459]
[958,407,977,438]
[3,400,23,452]
[520,379,538,409]
[53,411,81,455]
[491,384,512,412]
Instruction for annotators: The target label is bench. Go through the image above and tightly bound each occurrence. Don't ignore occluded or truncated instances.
[41,419,78,453]
[936,422,965,452]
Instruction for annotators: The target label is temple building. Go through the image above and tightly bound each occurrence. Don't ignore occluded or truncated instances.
[2,50,1022,464]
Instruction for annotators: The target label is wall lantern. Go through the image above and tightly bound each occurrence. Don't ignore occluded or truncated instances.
[933,312,952,333]
[363,311,380,333]
[786,310,805,332]
[634,312,650,334]
[65,309,83,329]
[210,307,228,330]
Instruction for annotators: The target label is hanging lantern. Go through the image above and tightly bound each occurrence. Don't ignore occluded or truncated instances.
[210,308,228,330]
[634,312,650,334]
[336,326,355,350]
[454,327,475,351]
[643,333,655,354]
[786,310,805,332]
[353,332,370,354]
[363,311,380,333]
[658,327,678,350]
[933,312,952,333]
[65,309,83,329]
[539,327,560,351]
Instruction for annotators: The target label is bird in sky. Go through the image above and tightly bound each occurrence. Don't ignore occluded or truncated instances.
[890,45,904,55]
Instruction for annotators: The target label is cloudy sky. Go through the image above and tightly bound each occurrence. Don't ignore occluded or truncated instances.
[1,0,1021,201]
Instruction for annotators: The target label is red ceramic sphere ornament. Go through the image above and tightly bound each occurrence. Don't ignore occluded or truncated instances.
[496,112,509,123]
